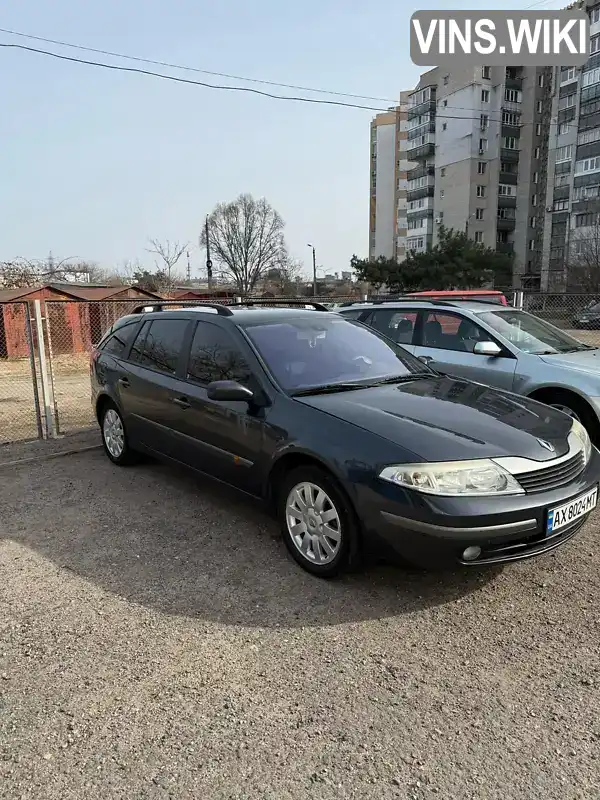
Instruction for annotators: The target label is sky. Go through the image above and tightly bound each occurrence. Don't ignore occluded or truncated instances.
[1,0,564,280]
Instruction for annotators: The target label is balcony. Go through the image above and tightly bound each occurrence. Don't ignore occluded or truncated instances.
[406,164,435,181]
[406,137,435,161]
[500,147,519,163]
[505,75,523,90]
[497,216,516,231]
[499,171,518,184]
[407,98,436,120]
[496,241,514,254]
[502,100,521,114]
[498,194,517,208]
[407,198,434,215]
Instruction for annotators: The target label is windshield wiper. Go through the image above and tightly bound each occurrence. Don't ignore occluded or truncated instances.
[557,345,595,353]
[290,382,370,397]
[363,372,435,386]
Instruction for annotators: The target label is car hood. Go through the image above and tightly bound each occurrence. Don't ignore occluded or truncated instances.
[296,375,572,462]
[539,349,600,376]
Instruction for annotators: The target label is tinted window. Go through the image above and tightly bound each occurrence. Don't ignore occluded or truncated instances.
[101,321,139,357]
[338,309,367,320]
[422,312,488,353]
[129,320,151,363]
[244,317,428,392]
[187,322,251,385]
[129,319,188,374]
[368,309,417,344]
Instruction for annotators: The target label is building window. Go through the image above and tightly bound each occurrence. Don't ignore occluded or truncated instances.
[529,239,536,250]
[578,127,600,145]
[441,167,446,176]
[504,88,521,103]
[480,114,489,130]
[502,136,518,149]
[440,189,445,197]
[537,100,543,112]
[476,185,486,197]
[530,217,536,227]
[558,94,576,110]
[561,66,577,81]
[502,111,520,126]
[556,144,573,162]
[475,208,484,220]
[535,123,542,135]
[558,122,570,135]
[442,122,447,130]
[582,66,600,88]
[443,99,448,107]
[482,66,491,79]
[533,171,538,183]
[443,75,449,84]
[538,74,544,87]
[479,138,488,151]
[481,89,490,102]
[532,193,538,206]
[576,212,599,227]
[575,155,600,175]
[499,184,515,196]
[474,231,484,243]
[534,147,541,158]
[553,200,569,211]
[592,36,600,54]
[478,161,486,174]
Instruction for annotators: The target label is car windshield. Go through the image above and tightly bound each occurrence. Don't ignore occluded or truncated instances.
[243,317,431,392]
[478,309,590,354]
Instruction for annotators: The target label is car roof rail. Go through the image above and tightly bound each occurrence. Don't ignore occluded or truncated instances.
[233,299,330,311]
[131,302,234,316]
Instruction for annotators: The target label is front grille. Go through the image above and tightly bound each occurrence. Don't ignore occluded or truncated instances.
[517,451,585,493]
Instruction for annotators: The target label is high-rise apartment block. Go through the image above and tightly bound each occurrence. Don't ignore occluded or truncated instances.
[370,0,600,290]
[369,92,413,262]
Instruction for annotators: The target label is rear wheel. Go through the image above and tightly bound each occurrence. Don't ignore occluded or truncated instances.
[100,402,138,466]
[276,465,361,578]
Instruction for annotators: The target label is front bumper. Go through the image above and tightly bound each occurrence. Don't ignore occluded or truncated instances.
[359,447,600,569]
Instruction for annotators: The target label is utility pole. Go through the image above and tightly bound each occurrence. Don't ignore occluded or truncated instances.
[186,250,191,283]
[205,216,213,290]
[307,243,317,296]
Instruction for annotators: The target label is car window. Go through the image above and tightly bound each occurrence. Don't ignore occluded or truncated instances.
[187,321,252,386]
[421,312,487,353]
[478,309,586,354]
[368,309,417,344]
[243,316,430,392]
[128,318,188,375]
[338,309,367,320]
[100,321,139,358]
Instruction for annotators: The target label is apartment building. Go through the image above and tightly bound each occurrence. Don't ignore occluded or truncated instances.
[541,0,600,291]
[369,91,413,262]
[403,64,553,288]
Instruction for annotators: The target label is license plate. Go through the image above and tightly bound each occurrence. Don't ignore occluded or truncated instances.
[547,486,598,534]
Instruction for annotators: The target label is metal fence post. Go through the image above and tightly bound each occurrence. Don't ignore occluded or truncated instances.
[32,299,57,438]
[24,302,44,440]
[42,301,61,435]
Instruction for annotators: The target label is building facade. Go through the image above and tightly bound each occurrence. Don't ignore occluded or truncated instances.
[369,92,413,262]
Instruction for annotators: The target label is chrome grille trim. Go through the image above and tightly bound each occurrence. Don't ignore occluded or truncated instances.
[492,430,582,475]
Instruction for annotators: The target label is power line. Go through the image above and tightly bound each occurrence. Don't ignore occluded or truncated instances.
[0,42,391,111]
[0,26,398,104]
[0,41,570,127]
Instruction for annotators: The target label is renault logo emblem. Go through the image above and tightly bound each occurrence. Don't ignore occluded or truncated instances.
[538,439,554,453]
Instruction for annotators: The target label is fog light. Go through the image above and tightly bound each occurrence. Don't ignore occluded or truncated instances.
[462,546,482,562]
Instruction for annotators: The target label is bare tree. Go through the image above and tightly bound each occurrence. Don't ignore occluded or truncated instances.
[0,259,41,289]
[200,193,288,295]
[145,239,188,293]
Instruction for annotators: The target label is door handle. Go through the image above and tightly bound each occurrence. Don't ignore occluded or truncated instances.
[118,377,130,387]
[172,396,190,409]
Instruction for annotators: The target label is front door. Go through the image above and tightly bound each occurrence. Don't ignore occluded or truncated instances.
[170,319,271,494]
[412,310,518,391]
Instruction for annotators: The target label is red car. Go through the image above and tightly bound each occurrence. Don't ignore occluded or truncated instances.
[404,289,508,305]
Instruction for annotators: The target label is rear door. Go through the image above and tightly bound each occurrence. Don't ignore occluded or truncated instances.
[362,307,418,354]
[116,316,193,457]
[412,310,517,390]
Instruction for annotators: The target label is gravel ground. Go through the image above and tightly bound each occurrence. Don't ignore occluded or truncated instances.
[0,442,599,799]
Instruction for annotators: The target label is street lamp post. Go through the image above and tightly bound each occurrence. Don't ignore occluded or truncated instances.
[307,244,317,296]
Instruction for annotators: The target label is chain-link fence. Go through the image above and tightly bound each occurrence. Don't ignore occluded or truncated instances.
[0,301,43,444]
[3,292,600,445]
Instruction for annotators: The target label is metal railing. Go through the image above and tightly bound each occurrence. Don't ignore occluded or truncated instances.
[1,291,600,445]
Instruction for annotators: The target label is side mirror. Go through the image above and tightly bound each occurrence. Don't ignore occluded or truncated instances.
[473,341,502,357]
[206,380,254,402]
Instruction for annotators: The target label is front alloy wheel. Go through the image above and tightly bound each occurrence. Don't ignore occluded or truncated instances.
[277,465,360,577]
[100,404,137,465]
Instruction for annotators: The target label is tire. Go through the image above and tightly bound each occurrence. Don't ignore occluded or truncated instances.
[543,391,599,443]
[276,465,361,578]
[100,402,138,466]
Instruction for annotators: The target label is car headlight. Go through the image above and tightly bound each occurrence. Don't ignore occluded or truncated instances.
[379,459,524,496]
[571,418,592,464]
